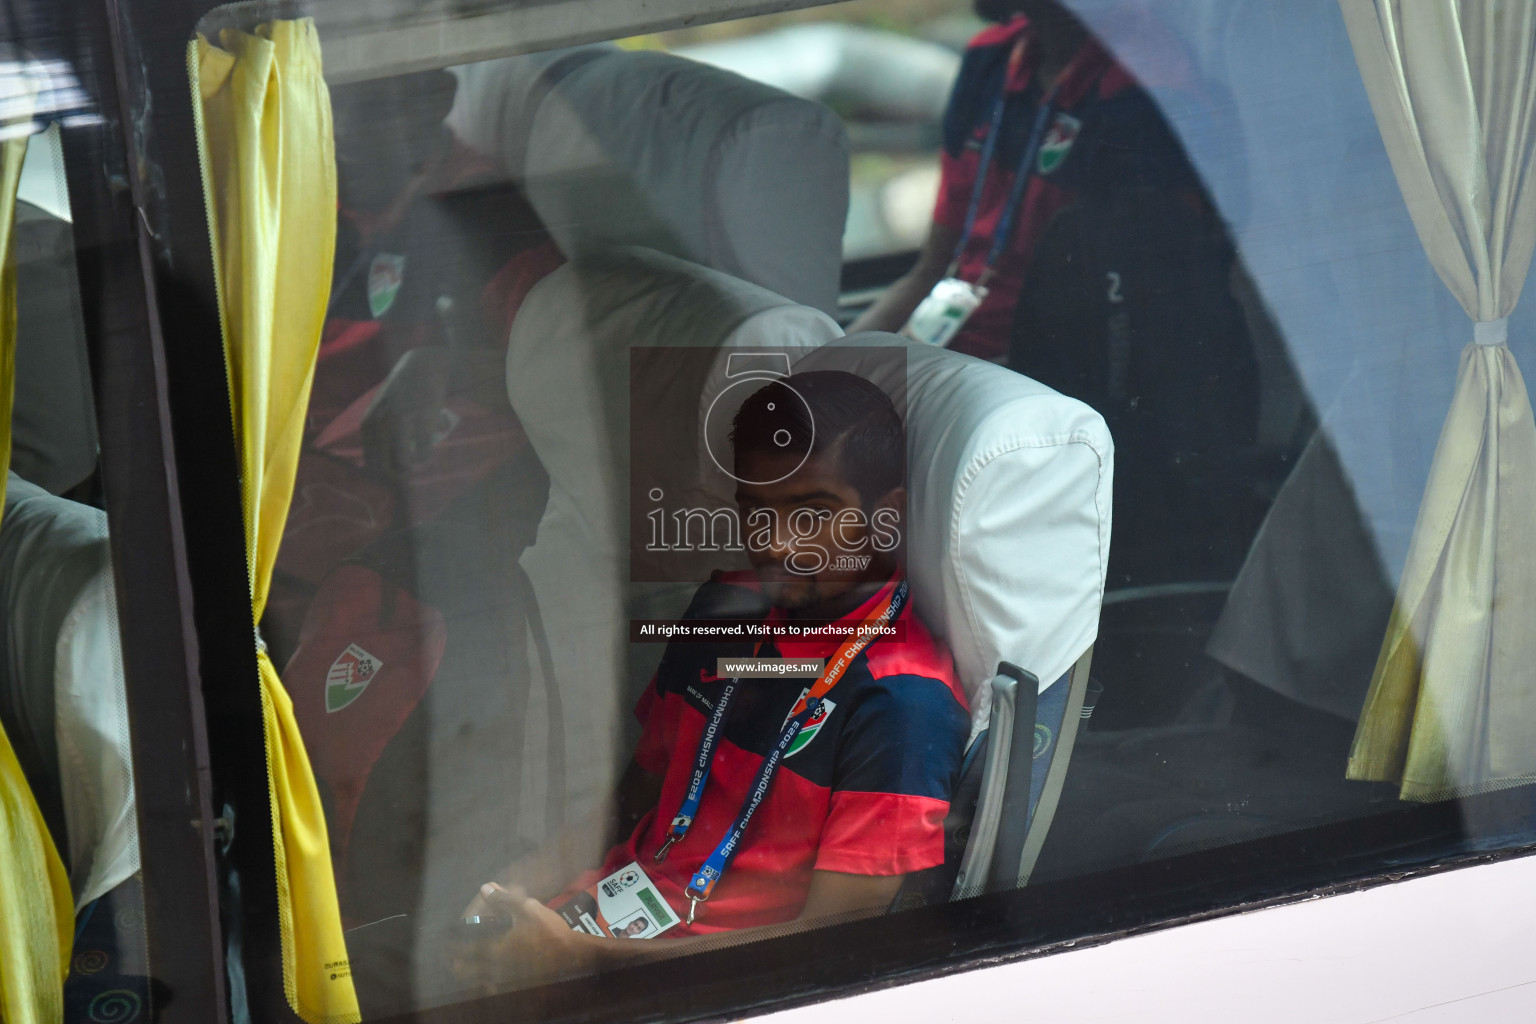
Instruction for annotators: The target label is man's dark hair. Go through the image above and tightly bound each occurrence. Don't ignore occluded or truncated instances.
[974,0,1081,29]
[731,370,904,504]
[974,0,1025,23]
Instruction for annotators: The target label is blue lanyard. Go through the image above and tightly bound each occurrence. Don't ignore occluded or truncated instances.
[650,673,745,867]
[951,84,1061,276]
[654,579,910,924]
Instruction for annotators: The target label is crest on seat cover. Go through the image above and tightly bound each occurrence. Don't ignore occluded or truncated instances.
[326,643,383,713]
[367,253,407,318]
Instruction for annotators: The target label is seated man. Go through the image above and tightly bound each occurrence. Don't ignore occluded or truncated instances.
[851,0,1222,363]
[454,370,969,985]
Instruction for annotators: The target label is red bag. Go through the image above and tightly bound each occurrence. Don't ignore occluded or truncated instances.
[286,564,447,896]
[269,388,525,660]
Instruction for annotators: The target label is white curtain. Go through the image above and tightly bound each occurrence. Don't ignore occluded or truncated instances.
[1341,0,1536,801]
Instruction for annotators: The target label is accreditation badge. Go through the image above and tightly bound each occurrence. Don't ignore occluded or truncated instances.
[553,861,679,939]
[900,277,989,347]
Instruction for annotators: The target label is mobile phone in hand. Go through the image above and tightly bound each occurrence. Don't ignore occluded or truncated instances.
[451,911,513,944]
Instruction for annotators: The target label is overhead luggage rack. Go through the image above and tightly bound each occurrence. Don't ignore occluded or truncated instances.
[195,0,849,82]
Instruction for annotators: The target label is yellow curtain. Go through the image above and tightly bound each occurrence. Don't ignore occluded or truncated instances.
[1342,0,1536,801]
[0,128,73,1021]
[192,21,357,1023]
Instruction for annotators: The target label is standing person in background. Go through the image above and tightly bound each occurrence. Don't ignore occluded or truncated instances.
[854,0,1272,591]
[851,0,1207,363]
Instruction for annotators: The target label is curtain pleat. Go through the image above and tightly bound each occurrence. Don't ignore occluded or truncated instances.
[192,21,357,1023]
[1341,0,1536,800]
[0,126,74,1023]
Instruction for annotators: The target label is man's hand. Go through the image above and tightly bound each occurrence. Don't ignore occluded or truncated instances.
[458,763,661,924]
[359,347,512,478]
[798,870,906,922]
[451,866,910,993]
[450,884,606,993]
[360,347,453,477]
[449,755,904,989]
[847,222,961,335]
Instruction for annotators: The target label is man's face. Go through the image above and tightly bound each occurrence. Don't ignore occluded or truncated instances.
[734,445,899,613]
[974,0,1067,26]
[332,71,456,211]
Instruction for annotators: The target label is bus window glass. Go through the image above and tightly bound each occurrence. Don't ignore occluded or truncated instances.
[637,0,963,264]
[178,0,1536,1020]
[0,119,154,1017]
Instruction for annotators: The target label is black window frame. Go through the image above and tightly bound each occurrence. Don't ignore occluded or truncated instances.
[42,0,1536,1022]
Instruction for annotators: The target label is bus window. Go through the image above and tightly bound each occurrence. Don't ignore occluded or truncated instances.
[147,0,1536,1021]
[0,120,155,1019]
[635,0,963,266]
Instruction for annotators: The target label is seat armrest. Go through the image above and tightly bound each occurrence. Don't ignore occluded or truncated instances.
[985,662,1040,892]
[952,664,1038,898]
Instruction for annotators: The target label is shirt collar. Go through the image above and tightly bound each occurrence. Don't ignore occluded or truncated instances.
[765,569,906,659]
[1005,18,1117,108]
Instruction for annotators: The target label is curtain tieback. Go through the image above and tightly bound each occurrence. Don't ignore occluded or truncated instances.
[1474,317,1509,346]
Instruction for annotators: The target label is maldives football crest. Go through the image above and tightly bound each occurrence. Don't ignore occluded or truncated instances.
[1037,112,1082,175]
[326,643,382,713]
[782,689,837,758]
[367,253,407,318]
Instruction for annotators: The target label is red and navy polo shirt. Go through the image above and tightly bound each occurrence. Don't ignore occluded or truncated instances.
[570,571,968,935]
[933,17,1204,362]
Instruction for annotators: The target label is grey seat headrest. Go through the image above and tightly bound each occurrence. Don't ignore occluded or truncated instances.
[514,50,850,316]
[12,200,97,496]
